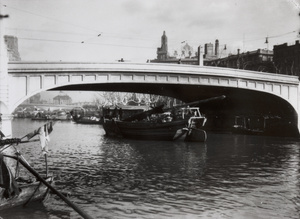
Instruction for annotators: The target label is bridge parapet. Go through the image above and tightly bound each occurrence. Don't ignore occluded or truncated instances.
[8,61,299,83]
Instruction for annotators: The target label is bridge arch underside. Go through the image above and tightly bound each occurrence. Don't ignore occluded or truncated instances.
[53,83,299,137]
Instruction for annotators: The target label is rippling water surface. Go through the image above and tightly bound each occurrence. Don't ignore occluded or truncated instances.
[0,118,299,218]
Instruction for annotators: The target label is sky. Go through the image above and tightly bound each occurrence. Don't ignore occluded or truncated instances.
[2,0,300,63]
[2,0,300,103]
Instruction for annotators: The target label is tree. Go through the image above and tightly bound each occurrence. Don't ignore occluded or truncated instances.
[93,92,180,108]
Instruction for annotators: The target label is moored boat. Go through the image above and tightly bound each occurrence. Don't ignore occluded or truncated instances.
[71,106,102,124]
[73,116,102,124]
[0,174,53,210]
[104,106,207,142]
[0,123,93,218]
[103,119,122,137]
[0,137,53,211]
[51,110,72,120]
[103,96,226,142]
[32,111,52,120]
[116,118,190,141]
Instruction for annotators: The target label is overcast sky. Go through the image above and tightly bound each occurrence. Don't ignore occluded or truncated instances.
[2,0,300,63]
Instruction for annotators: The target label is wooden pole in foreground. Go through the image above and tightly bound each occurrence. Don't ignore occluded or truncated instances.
[4,154,93,219]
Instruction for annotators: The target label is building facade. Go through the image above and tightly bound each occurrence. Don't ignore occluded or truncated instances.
[4,35,21,61]
[151,32,222,66]
[205,49,274,73]
[204,39,219,60]
[151,32,277,74]
[151,31,202,65]
[156,31,169,60]
[53,93,72,105]
[273,40,300,76]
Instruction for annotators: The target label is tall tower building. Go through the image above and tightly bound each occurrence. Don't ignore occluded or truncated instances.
[161,31,168,52]
[157,31,168,60]
[215,39,219,57]
[204,43,214,57]
[204,39,220,60]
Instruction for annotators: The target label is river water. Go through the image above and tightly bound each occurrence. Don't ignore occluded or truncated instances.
[0,118,299,219]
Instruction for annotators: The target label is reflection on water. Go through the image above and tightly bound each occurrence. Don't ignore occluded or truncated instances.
[0,118,299,218]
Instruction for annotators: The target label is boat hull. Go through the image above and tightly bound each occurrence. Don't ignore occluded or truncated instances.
[185,128,207,142]
[103,119,122,137]
[116,119,190,141]
[0,177,52,211]
[73,117,102,124]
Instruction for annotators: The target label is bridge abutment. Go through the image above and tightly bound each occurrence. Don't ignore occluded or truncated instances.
[0,7,17,174]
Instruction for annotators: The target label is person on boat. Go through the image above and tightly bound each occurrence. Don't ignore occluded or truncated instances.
[171,108,178,120]
[105,107,111,119]
[0,130,4,140]
[186,106,192,115]
[118,108,123,120]
[181,106,192,118]
[112,107,119,119]
[0,154,20,198]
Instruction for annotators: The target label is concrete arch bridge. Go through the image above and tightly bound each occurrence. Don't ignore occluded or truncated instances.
[1,62,299,137]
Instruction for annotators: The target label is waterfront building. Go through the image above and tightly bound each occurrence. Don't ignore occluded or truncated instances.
[204,39,219,60]
[273,40,300,76]
[53,92,72,105]
[150,32,276,73]
[151,32,220,66]
[151,31,201,65]
[205,49,274,73]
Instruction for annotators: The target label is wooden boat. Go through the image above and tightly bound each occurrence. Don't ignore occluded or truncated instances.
[0,124,55,211]
[103,119,122,137]
[0,142,53,210]
[51,110,72,120]
[0,138,92,218]
[116,118,190,141]
[0,175,53,210]
[73,116,102,124]
[32,112,52,121]
[231,115,265,135]
[105,107,207,141]
[71,106,103,124]
[103,96,226,142]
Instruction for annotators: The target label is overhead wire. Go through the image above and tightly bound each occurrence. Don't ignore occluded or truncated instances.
[6,27,94,37]
[2,3,100,33]
[3,3,159,43]
[6,26,161,43]
[244,30,298,42]
[3,3,299,53]
[17,37,155,49]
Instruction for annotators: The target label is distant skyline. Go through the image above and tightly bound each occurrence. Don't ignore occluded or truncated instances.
[40,91,100,103]
[2,0,300,63]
